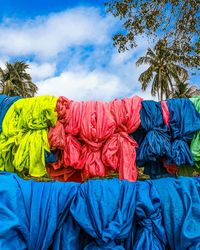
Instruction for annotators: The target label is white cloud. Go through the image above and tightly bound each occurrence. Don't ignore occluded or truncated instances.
[0,6,155,101]
[0,56,9,69]
[37,69,127,101]
[0,7,117,60]
[27,62,56,81]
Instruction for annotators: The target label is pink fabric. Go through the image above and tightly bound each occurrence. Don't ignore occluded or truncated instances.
[161,101,179,175]
[102,97,142,181]
[47,96,142,182]
[161,101,170,128]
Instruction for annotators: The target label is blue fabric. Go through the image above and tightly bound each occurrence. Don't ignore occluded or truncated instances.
[0,172,200,249]
[133,181,167,249]
[45,151,57,164]
[167,98,200,166]
[0,94,21,132]
[70,179,137,249]
[143,162,171,179]
[0,172,80,250]
[154,177,200,250]
[134,101,171,178]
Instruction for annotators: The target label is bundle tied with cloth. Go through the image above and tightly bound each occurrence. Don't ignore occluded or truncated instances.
[0,95,57,177]
[47,96,142,182]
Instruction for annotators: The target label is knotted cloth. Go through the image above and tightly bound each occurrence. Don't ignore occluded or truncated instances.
[166,98,200,166]
[135,100,171,178]
[47,96,142,182]
[0,96,57,176]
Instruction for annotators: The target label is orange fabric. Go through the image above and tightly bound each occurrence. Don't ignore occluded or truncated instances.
[47,96,142,182]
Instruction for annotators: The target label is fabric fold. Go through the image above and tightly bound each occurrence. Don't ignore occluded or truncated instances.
[70,178,137,249]
[47,96,142,182]
[134,181,167,249]
[134,100,171,178]
[166,98,200,166]
[0,96,57,176]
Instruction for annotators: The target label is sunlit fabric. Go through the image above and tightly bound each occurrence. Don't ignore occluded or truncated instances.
[0,96,57,176]
[0,94,21,132]
[0,172,199,249]
[190,96,200,168]
[166,98,200,166]
[0,172,80,250]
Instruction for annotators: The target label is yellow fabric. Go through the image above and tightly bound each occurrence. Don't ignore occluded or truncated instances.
[0,96,57,176]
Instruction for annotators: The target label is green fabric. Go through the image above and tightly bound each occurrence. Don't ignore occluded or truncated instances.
[0,96,57,176]
[190,96,200,168]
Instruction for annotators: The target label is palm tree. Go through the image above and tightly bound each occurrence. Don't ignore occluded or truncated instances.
[0,61,38,97]
[170,75,198,98]
[136,39,188,100]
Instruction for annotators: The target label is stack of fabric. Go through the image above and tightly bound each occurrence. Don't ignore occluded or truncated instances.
[1,94,200,181]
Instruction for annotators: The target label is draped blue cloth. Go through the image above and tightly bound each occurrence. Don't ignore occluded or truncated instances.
[167,98,200,166]
[134,101,171,178]
[154,177,200,250]
[0,172,200,249]
[133,181,167,250]
[0,172,80,250]
[0,94,21,132]
[70,179,137,249]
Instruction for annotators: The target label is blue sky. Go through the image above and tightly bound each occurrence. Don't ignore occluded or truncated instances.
[0,0,198,100]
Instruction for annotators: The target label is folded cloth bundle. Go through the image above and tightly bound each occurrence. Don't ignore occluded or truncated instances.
[47,96,142,182]
[166,98,200,166]
[0,96,57,176]
[133,100,171,178]
[0,172,199,249]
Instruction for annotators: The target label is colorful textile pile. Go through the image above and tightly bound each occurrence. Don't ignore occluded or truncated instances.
[1,94,200,181]
[0,172,199,249]
[47,96,142,182]
[131,98,200,178]
[0,95,57,176]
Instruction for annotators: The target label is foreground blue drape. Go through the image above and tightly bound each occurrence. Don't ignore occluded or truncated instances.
[0,172,200,249]
[154,177,200,250]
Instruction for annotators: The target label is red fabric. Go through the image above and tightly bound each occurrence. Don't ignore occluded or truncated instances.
[47,96,142,182]
[161,101,179,175]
